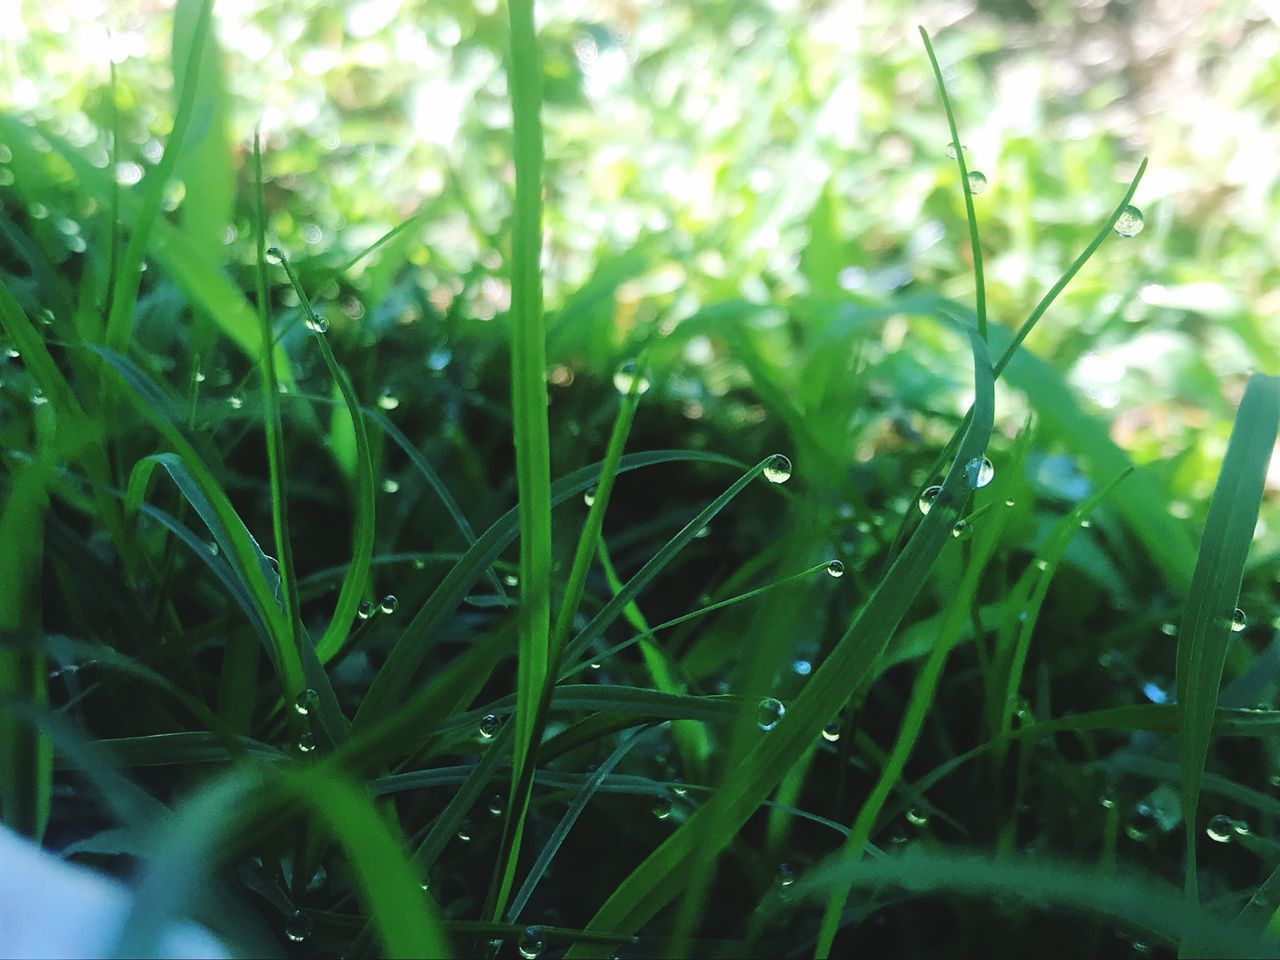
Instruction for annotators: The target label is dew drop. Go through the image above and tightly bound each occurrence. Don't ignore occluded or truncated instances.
[951,519,972,540]
[1080,518,1093,528]
[379,594,399,615]
[1234,818,1252,838]
[382,477,400,494]
[825,559,845,578]
[377,389,400,410]
[1231,608,1247,633]
[1160,622,1177,637]
[612,360,650,396]
[652,794,673,820]
[762,454,792,484]
[1099,789,1117,809]
[778,862,795,887]
[965,456,994,489]
[305,312,329,334]
[672,778,688,797]
[1004,497,1016,507]
[1113,205,1145,238]
[945,142,966,160]
[357,600,374,620]
[966,170,988,194]
[456,819,473,842]
[1206,814,1235,843]
[479,713,502,741]
[517,926,545,959]
[284,909,312,943]
[265,246,283,263]
[488,794,504,818]
[1125,802,1155,842]
[918,485,942,515]
[905,808,930,827]
[821,719,842,743]
[583,488,596,507]
[294,688,318,716]
[757,697,785,731]
[297,732,316,754]
[227,392,244,410]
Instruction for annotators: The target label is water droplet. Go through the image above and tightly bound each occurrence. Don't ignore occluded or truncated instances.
[377,389,400,410]
[517,926,545,959]
[672,779,688,797]
[757,697,785,731]
[504,574,520,588]
[966,170,988,194]
[380,594,399,615]
[792,658,812,676]
[284,909,312,943]
[821,719,842,743]
[479,714,502,741]
[1160,622,1177,637]
[265,246,283,263]
[1125,802,1155,842]
[583,488,596,507]
[357,600,374,620]
[488,794,504,818]
[652,794,673,820]
[825,559,845,578]
[1131,941,1153,956]
[1113,205,1144,238]
[1099,789,1117,809]
[762,454,792,484]
[951,519,972,540]
[1234,818,1252,838]
[777,862,795,886]
[612,360,650,396]
[918,485,942,515]
[1035,559,1050,571]
[965,456,994,489]
[294,689,318,716]
[945,142,967,159]
[1004,497,1016,507]
[905,808,929,827]
[1231,608,1247,633]
[382,477,400,494]
[1080,518,1093,528]
[297,732,316,754]
[227,392,244,410]
[305,312,329,334]
[456,819,473,842]
[1206,814,1235,843]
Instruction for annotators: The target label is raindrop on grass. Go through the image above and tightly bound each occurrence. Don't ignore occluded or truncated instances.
[1004,497,1016,507]
[652,794,673,820]
[1234,819,1252,838]
[757,697,785,731]
[951,519,972,540]
[966,171,988,194]
[284,910,312,943]
[265,246,283,263]
[778,863,795,887]
[763,454,792,484]
[965,456,994,489]
[227,392,244,410]
[946,142,966,159]
[517,926,545,959]
[357,600,374,620]
[905,808,930,827]
[377,389,400,410]
[1160,622,1177,637]
[382,478,400,494]
[294,689,318,716]
[456,820,473,842]
[1231,608,1247,633]
[1080,518,1093,528]
[612,360,650,396]
[672,779,688,797]
[479,714,501,741]
[584,488,596,507]
[297,732,316,754]
[1099,789,1117,809]
[1206,814,1235,843]
[918,485,942,515]
[1113,205,1145,238]
[304,313,329,334]
[1125,802,1155,842]
[825,560,845,578]
[488,794,504,818]
[821,720,842,743]
[379,594,399,615]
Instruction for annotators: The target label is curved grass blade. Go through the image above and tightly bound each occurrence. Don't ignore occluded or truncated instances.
[103,0,212,352]
[920,26,986,341]
[795,849,1269,959]
[352,450,741,729]
[268,248,376,665]
[1176,374,1280,930]
[565,320,995,956]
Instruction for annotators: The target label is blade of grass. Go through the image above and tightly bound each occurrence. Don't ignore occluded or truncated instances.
[1175,373,1280,944]
[565,319,995,956]
[920,26,986,342]
[103,0,212,352]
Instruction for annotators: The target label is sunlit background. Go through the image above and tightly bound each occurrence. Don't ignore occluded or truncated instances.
[4,0,1280,498]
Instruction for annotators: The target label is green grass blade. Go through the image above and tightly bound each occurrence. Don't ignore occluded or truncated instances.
[103,0,212,352]
[920,27,986,342]
[565,319,995,956]
[499,0,554,922]
[353,450,740,729]
[1176,373,1280,930]
[268,248,376,664]
[795,849,1269,958]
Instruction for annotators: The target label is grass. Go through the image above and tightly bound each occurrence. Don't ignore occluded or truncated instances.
[1,6,1278,960]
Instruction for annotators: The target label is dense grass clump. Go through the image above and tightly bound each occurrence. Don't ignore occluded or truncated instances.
[1,2,1279,958]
